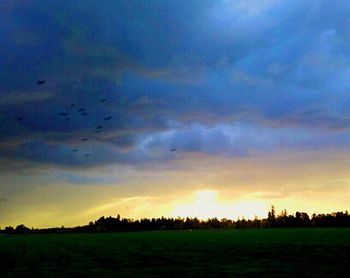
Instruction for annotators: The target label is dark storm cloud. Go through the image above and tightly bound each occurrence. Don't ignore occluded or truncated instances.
[1,0,350,171]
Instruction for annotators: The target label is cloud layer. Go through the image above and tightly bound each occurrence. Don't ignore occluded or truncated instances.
[1,0,350,172]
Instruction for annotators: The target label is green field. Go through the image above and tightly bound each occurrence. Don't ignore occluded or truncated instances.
[1,228,350,277]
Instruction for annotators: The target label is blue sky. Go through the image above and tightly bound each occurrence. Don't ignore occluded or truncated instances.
[1,1,350,227]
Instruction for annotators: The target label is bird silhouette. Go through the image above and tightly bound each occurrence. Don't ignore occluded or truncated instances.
[72,149,78,152]
[58,112,69,116]
[84,153,90,157]
[104,116,113,121]
[15,117,23,122]
[170,148,177,152]
[37,80,46,85]
[81,138,88,141]
[70,104,76,108]
[100,98,107,103]
[97,126,103,129]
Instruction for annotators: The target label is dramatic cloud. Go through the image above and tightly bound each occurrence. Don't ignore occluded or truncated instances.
[1,1,350,173]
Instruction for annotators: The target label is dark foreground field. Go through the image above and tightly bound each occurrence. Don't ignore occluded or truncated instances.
[1,228,349,277]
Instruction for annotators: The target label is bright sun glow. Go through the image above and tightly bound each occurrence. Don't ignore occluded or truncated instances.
[172,190,269,220]
[195,190,218,204]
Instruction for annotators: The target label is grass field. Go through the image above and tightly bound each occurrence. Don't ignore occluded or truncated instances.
[1,228,350,277]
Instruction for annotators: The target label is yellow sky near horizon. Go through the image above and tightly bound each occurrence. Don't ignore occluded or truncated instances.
[1,186,349,229]
[1,149,349,228]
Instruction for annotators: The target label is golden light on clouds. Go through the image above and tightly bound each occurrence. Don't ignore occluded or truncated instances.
[1,149,349,228]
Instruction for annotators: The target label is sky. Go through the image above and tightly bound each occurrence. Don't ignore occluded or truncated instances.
[1,0,350,228]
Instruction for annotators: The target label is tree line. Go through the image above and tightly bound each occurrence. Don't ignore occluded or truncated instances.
[1,206,350,234]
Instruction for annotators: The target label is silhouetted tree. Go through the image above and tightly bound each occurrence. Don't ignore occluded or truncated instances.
[4,226,14,233]
[267,205,276,227]
[15,224,30,234]
[2,208,350,234]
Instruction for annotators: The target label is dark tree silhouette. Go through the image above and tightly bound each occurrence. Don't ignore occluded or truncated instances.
[2,207,350,234]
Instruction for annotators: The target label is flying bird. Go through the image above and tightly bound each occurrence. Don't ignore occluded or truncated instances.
[96,126,103,133]
[58,112,69,116]
[72,149,78,152]
[37,80,46,85]
[70,104,76,108]
[170,148,177,152]
[81,138,88,141]
[104,116,113,121]
[84,153,90,157]
[15,117,23,122]
[100,98,106,103]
